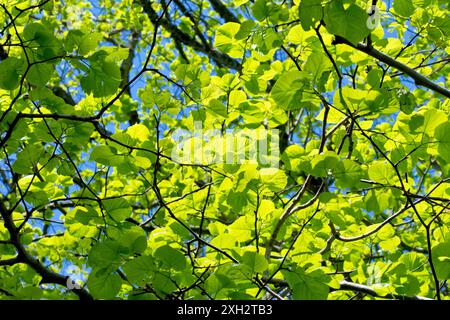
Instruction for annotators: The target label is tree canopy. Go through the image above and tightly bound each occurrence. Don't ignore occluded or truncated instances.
[0,0,450,300]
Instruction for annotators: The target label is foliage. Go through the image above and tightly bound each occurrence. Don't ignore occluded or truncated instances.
[0,0,449,300]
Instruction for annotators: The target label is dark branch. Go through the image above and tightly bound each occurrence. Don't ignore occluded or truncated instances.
[333,36,450,98]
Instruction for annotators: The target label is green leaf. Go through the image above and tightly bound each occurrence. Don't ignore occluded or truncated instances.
[234,0,249,5]
[227,191,248,212]
[0,57,25,90]
[152,273,177,294]
[432,241,450,280]
[107,224,148,254]
[367,69,382,88]
[422,108,447,135]
[334,159,364,189]
[281,144,306,172]
[304,51,332,82]
[65,30,84,52]
[364,189,392,213]
[207,99,228,118]
[377,224,396,240]
[69,206,100,225]
[310,151,339,177]
[87,269,122,299]
[368,161,396,185]
[126,123,151,142]
[154,245,186,271]
[260,168,287,192]
[12,143,45,175]
[395,275,420,296]
[435,122,450,164]
[393,0,415,17]
[66,30,103,56]
[90,145,122,166]
[324,1,371,44]
[122,255,154,284]
[103,198,132,221]
[283,268,329,300]
[399,252,426,271]
[80,49,123,97]
[299,0,323,30]
[251,0,270,21]
[214,22,244,58]
[17,287,43,300]
[270,70,309,110]
[398,91,417,115]
[23,22,62,59]
[27,63,54,87]
[241,251,268,274]
[292,278,329,300]
[235,20,255,40]
[79,33,103,56]
[88,239,122,269]
[379,236,401,252]
[29,87,72,113]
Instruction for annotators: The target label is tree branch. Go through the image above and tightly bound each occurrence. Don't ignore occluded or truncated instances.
[208,0,239,23]
[140,0,241,71]
[265,278,433,300]
[0,256,20,266]
[333,36,450,98]
[0,199,93,300]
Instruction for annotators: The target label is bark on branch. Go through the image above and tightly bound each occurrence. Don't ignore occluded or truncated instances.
[140,0,241,71]
[333,36,450,98]
[0,200,93,300]
[265,277,433,300]
[208,0,239,23]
